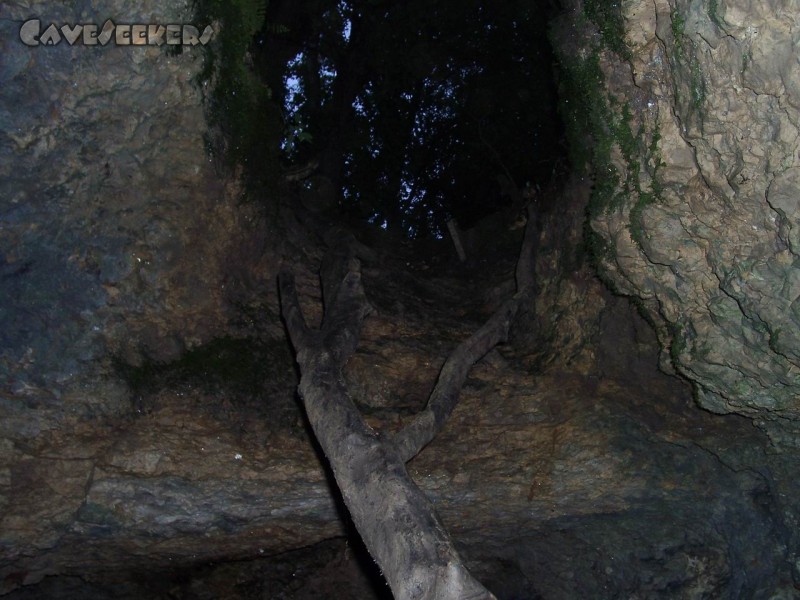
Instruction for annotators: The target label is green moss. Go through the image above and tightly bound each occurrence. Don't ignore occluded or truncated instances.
[707,0,722,27]
[670,9,706,116]
[691,341,711,361]
[554,47,620,266]
[572,94,663,252]
[648,128,665,194]
[616,102,637,162]
[554,6,665,266]
[689,57,706,111]
[671,10,686,51]
[557,51,606,173]
[194,0,283,196]
[628,193,652,248]
[669,323,686,367]
[630,295,658,332]
[628,122,664,249]
[768,328,782,354]
[583,0,629,58]
[116,336,294,399]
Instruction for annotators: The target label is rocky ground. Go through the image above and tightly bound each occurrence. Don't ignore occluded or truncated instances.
[4,186,799,598]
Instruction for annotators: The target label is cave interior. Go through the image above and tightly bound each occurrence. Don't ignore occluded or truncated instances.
[1,0,800,598]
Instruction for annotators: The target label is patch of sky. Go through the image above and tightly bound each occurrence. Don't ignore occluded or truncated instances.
[281,52,308,156]
[319,58,337,104]
[338,0,352,42]
[284,51,305,114]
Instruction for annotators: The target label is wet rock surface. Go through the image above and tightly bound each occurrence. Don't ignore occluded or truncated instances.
[0,0,266,426]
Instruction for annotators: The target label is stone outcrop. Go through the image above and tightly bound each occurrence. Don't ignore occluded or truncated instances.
[0,0,288,590]
[555,0,800,447]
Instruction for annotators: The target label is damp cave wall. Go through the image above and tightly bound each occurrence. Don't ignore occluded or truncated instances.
[0,0,262,421]
[0,0,304,590]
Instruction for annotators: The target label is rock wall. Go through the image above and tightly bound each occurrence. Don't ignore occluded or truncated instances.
[0,2,268,425]
[554,0,800,447]
[3,0,800,597]
[0,1,288,589]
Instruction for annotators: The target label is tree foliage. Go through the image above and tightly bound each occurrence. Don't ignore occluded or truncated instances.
[256,0,565,237]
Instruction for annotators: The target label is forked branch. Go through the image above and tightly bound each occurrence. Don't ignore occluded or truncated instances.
[278,238,496,600]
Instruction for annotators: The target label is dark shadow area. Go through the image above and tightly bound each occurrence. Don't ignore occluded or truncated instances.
[114,336,303,433]
[2,537,391,600]
[246,0,568,237]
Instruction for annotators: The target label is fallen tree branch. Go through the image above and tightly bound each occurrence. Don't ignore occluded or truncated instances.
[391,294,521,462]
[278,236,496,600]
[446,219,468,262]
[515,202,539,294]
[392,206,540,462]
[278,203,539,597]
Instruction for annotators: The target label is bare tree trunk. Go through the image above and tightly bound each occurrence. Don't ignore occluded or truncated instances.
[277,213,539,598]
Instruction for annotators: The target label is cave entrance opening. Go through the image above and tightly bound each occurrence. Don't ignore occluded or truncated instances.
[195,0,572,598]
[217,0,571,242]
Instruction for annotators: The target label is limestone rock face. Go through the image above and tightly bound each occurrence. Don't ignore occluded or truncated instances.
[0,1,286,590]
[558,0,800,447]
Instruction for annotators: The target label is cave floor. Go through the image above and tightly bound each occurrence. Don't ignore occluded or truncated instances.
[4,220,797,599]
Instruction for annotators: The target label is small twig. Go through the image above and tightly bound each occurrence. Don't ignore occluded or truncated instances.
[446,219,468,262]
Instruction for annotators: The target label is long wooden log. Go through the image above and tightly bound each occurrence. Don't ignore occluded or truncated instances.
[278,245,495,600]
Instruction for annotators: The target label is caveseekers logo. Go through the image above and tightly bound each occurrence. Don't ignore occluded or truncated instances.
[19,19,214,47]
